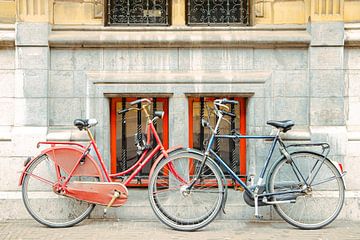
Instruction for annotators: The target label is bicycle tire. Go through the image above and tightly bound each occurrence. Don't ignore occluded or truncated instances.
[22,154,97,228]
[267,151,345,229]
[148,151,225,231]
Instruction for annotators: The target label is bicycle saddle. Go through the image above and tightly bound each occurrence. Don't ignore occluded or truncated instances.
[266,120,295,132]
[74,119,98,130]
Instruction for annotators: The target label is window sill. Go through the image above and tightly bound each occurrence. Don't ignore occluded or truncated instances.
[0,24,15,47]
[345,23,360,46]
[49,24,310,48]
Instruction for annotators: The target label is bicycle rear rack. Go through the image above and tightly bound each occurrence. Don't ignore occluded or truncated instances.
[286,142,330,157]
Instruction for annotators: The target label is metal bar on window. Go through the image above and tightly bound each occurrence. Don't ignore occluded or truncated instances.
[137,99,143,179]
[200,97,205,151]
[229,99,237,173]
[121,98,127,172]
[152,98,159,165]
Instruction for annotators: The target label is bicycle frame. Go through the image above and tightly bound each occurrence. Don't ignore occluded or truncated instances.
[198,114,305,199]
[19,108,181,191]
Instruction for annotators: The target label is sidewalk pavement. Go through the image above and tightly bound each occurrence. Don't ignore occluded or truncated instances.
[0,219,359,240]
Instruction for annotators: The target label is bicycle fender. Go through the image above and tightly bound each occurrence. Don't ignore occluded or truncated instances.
[19,146,104,186]
[148,146,184,178]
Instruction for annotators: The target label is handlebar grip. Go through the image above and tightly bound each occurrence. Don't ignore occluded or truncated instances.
[214,98,238,105]
[220,110,236,118]
[221,99,239,105]
[118,109,129,115]
[130,98,151,106]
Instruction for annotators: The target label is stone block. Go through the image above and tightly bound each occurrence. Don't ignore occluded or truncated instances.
[273,97,309,126]
[310,47,343,70]
[347,71,360,97]
[103,49,129,71]
[104,48,179,71]
[344,48,360,70]
[49,70,74,97]
[14,98,47,126]
[15,69,47,98]
[11,126,48,156]
[74,49,103,71]
[73,71,87,97]
[348,97,360,126]
[169,95,188,148]
[15,22,49,46]
[50,48,75,70]
[346,147,360,189]
[0,70,14,97]
[310,22,344,46]
[0,48,15,70]
[310,70,344,97]
[0,157,24,191]
[310,126,347,157]
[347,139,360,157]
[310,97,345,126]
[247,97,272,127]
[0,98,14,126]
[179,48,253,71]
[16,47,49,70]
[273,70,309,97]
[254,48,308,70]
[49,98,83,126]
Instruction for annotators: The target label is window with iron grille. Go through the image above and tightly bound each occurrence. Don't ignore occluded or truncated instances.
[110,97,169,186]
[107,0,170,26]
[189,97,247,186]
[187,0,250,26]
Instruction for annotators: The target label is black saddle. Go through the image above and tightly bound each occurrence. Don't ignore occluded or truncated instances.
[74,119,98,130]
[266,120,295,132]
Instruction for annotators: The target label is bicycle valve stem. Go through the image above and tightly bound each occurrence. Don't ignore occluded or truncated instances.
[104,191,121,217]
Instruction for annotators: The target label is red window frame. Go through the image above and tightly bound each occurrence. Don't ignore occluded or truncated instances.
[110,97,169,187]
[188,97,247,185]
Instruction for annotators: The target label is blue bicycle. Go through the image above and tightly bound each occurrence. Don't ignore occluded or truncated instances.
[149,98,346,231]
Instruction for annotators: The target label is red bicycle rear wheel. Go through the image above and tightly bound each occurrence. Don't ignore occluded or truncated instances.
[22,154,97,227]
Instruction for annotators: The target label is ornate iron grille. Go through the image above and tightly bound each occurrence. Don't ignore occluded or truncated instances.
[187,0,249,26]
[107,0,170,26]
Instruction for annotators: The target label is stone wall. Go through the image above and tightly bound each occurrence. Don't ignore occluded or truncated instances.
[0,21,360,220]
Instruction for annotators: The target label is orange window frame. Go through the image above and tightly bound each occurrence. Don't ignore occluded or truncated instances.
[110,97,169,186]
[188,97,247,183]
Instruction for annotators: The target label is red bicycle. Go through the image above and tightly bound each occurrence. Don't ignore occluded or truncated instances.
[19,98,185,228]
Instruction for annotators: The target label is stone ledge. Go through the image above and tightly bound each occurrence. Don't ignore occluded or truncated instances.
[49,29,311,48]
[345,24,360,46]
[87,71,271,85]
[0,24,15,47]
[348,131,360,141]
[0,127,12,141]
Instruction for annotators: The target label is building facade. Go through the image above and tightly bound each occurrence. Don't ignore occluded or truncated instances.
[0,0,360,220]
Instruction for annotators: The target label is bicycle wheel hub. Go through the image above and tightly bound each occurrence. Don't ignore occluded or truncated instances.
[180,185,191,197]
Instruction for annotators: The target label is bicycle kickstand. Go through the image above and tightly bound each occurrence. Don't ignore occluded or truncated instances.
[104,191,121,217]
